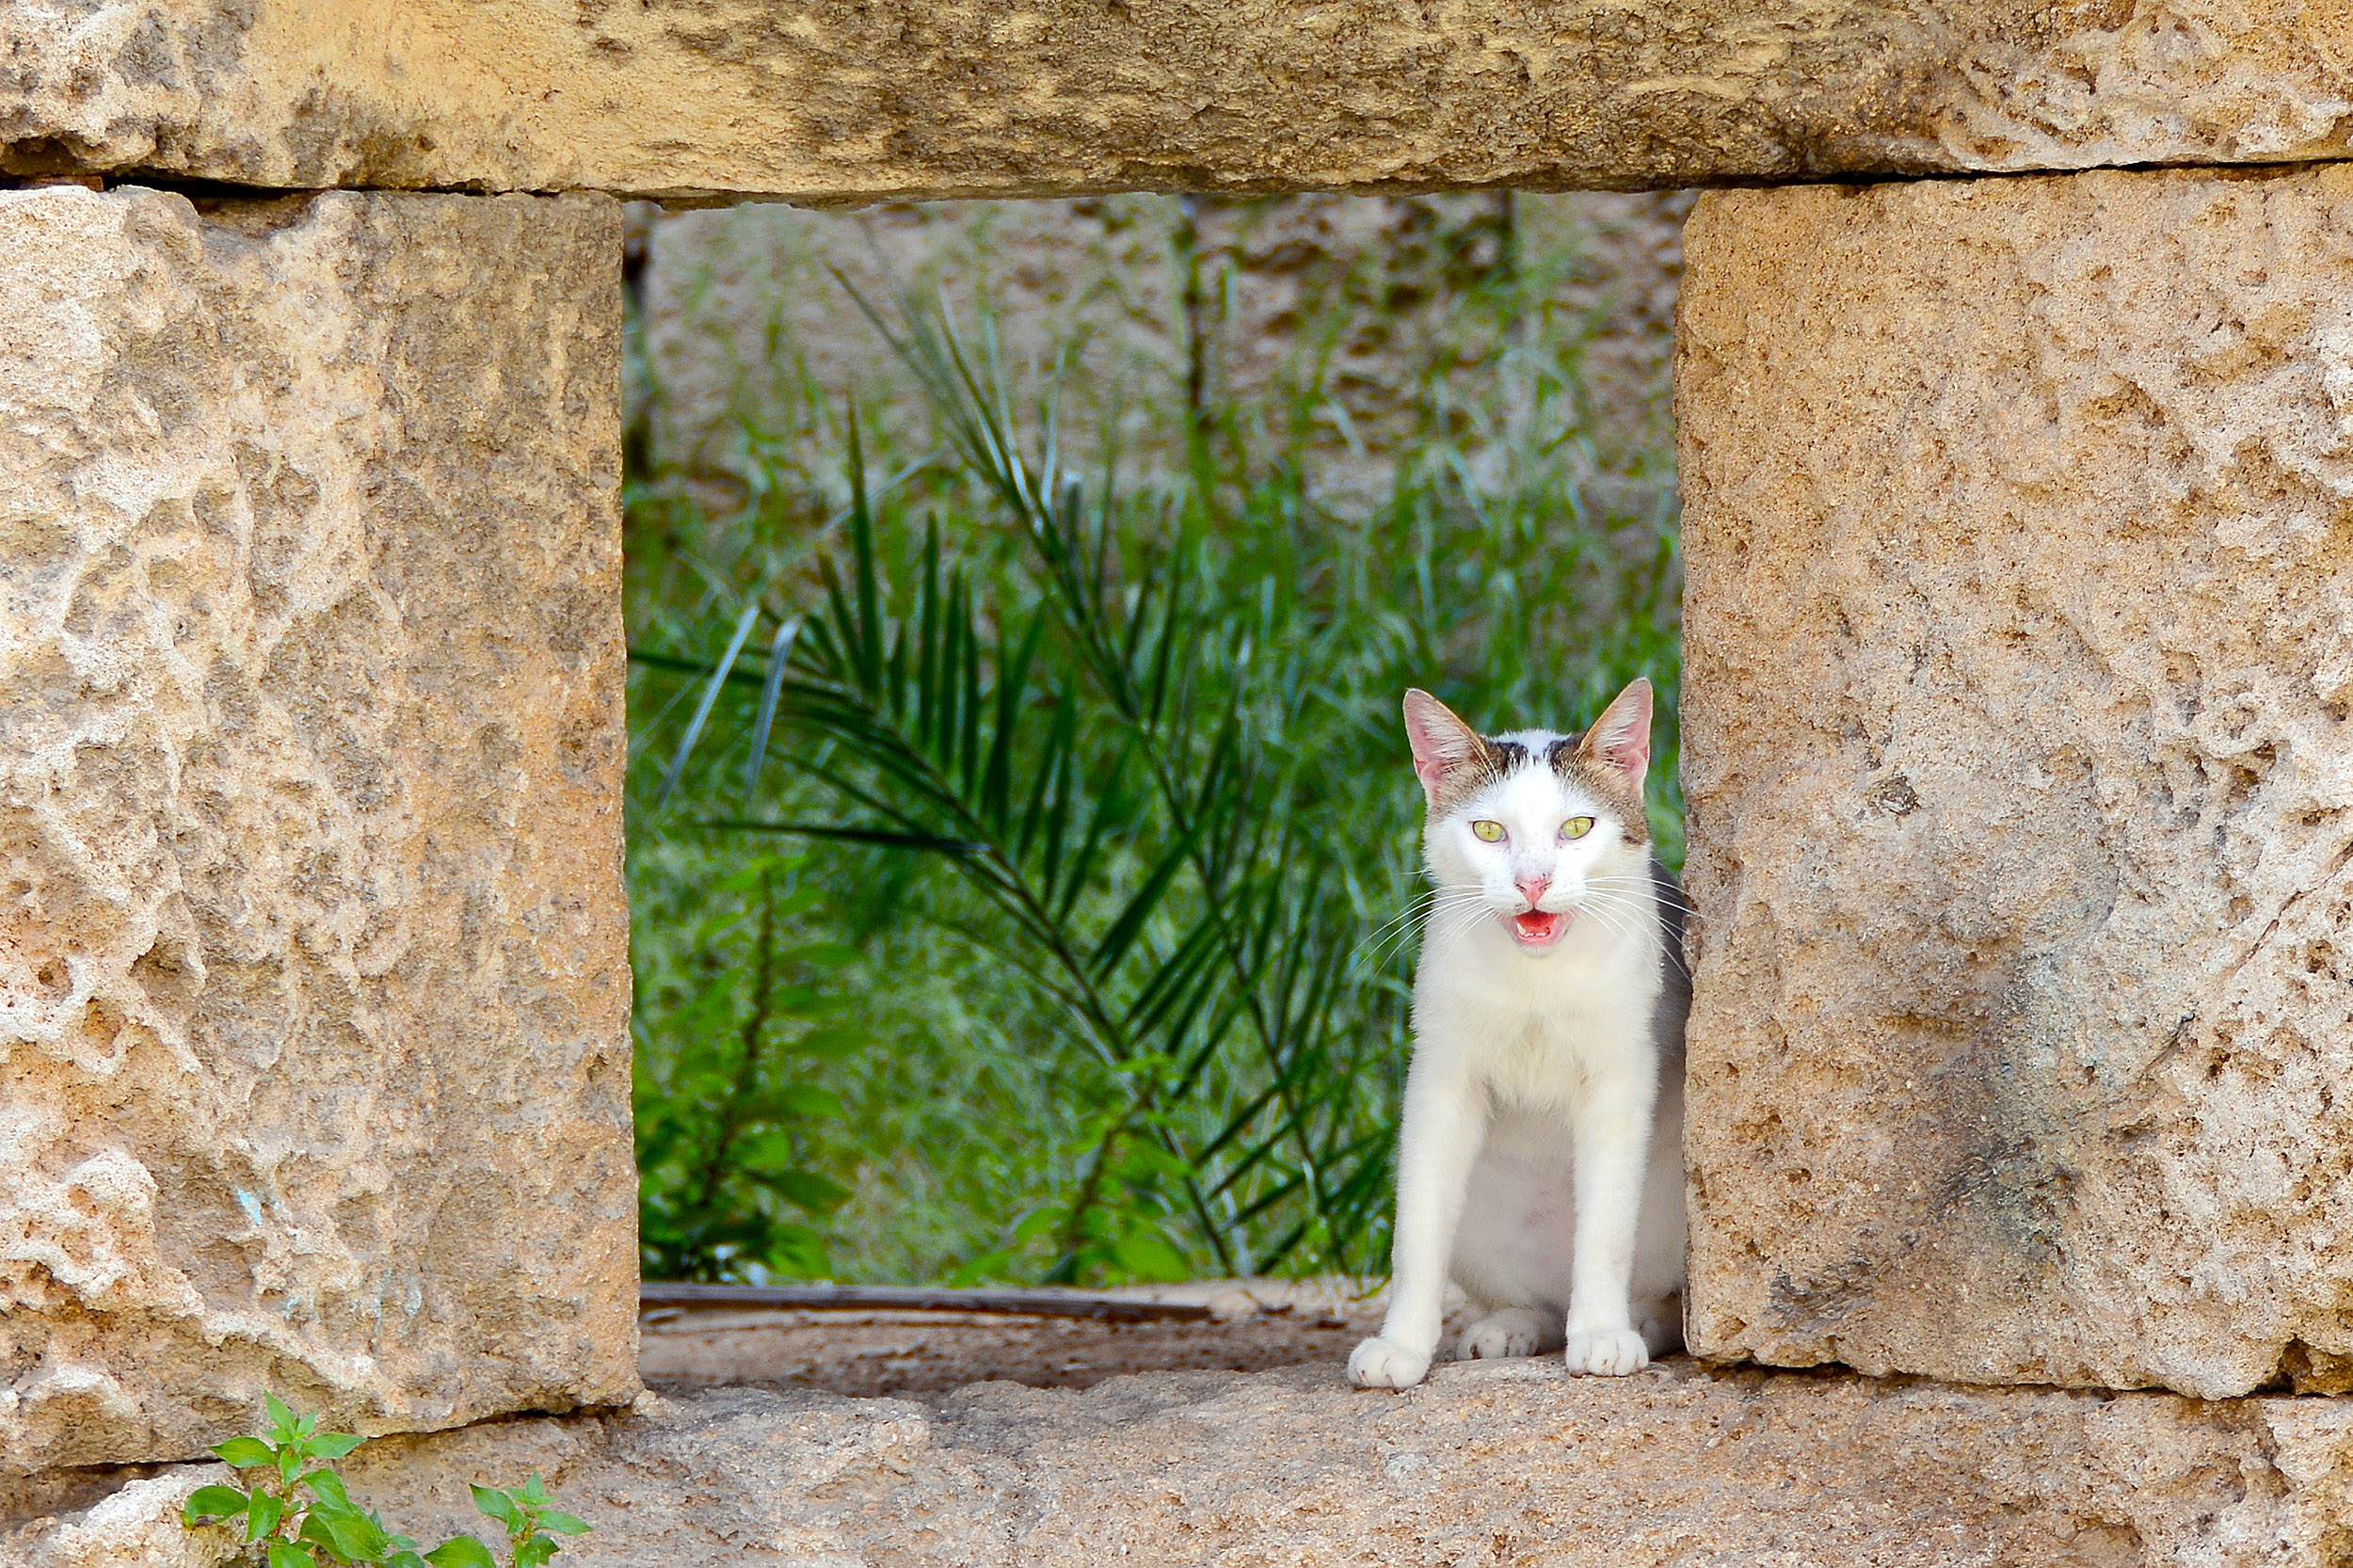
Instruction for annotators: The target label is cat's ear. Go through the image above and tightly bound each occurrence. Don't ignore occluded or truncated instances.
[1402,689,1487,800]
[1577,678,1654,793]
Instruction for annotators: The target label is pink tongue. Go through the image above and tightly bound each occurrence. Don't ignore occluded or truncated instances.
[1514,911,1562,940]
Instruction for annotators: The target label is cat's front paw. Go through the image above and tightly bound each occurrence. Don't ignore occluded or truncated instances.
[1349,1336,1433,1389]
[1563,1328,1650,1376]
[1460,1308,1545,1361]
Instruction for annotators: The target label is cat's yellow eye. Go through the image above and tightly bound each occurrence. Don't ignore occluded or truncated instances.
[1561,816,1595,840]
[1471,820,1506,843]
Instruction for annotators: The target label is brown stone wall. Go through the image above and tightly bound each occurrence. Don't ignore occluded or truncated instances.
[0,185,639,1472]
[637,190,1689,506]
[1,2,2346,200]
[1678,163,2353,1400]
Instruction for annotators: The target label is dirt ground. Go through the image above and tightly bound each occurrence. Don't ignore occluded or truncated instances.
[637,1279,1459,1400]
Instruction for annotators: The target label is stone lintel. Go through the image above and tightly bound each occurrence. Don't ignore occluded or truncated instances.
[0,1,2345,202]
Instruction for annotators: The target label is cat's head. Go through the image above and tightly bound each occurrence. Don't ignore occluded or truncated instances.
[1401,679,1655,953]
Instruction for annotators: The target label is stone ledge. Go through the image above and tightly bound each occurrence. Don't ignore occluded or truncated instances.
[13,1362,2353,1566]
[0,1,2346,201]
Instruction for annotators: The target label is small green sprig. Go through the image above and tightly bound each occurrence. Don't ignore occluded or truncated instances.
[465,1476,591,1568]
[181,1396,591,1568]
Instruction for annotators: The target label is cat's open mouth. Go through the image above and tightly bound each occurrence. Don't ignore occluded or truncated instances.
[1509,909,1569,946]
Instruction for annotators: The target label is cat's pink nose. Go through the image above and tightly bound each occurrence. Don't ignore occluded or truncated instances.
[1514,873,1550,907]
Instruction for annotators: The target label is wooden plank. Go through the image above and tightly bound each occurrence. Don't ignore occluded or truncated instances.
[639,1282,1218,1323]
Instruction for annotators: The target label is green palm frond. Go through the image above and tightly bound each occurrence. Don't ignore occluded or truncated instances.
[631,376,1403,1279]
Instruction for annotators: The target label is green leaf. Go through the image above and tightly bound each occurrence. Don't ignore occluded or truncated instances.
[742,615,804,803]
[1111,1227,1191,1282]
[520,1474,550,1507]
[729,1128,796,1172]
[1113,1139,1192,1183]
[751,1167,852,1211]
[1010,1207,1067,1245]
[517,1537,557,1568]
[945,1248,1012,1288]
[786,1026,864,1060]
[761,1224,835,1279]
[778,941,863,969]
[780,1086,843,1119]
[298,1470,351,1507]
[1087,808,1209,978]
[424,1538,496,1568]
[244,1489,285,1542]
[541,1512,591,1536]
[211,1437,277,1469]
[702,818,985,856]
[263,1392,296,1434]
[656,594,766,808]
[300,1497,392,1561]
[307,1432,363,1461]
[265,1543,317,1568]
[183,1485,250,1525]
[470,1484,520,1529]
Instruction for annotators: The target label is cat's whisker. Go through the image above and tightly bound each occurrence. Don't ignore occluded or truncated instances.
[1577,886,1665,940]
[1427,897,1503,951]
[1578,889,1693,983]
[1576,886,1652,927]
[1581,871,1713,932]
[1353,892,1441,949]
[1590,883,1702,925]
[1353,888,1489,970]
[1571,893,1639,937]
[1571,898,1648,956]
[1586,872,1705,926]
[1423,901,1486,945]
[1356,911,1445,970]
[1367,886,1468,924]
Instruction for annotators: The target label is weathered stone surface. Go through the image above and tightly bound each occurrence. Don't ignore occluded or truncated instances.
[0,185,638,1473]
[3,2,2347,201]
[1678,164,2353,1400]
[637,190,1687,507]
[633,1277,1389,1399]
[14,1363,2353,1566]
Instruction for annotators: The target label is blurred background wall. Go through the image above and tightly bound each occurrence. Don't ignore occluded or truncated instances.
[627,191,1689,514]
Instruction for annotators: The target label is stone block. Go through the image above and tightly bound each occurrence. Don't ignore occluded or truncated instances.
[0,1,2346,201]
[12,1364,2353,1565]
[1678,164,2353,1398]
[0,185,638,1473]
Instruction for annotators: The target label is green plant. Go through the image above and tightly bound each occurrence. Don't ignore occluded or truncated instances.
[648,423,1390,1279]
[465,1477,591,1568]
[623,200,1683,1286]
[632,851,861,1280]
[181,1397,590,1568]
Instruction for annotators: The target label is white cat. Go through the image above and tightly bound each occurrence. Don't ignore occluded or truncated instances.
[1349,678,1688,1388]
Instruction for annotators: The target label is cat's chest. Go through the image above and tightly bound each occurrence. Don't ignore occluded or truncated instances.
[1417,960,1657,1087]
